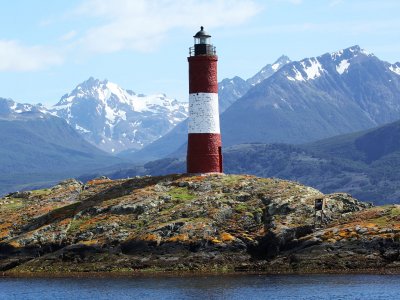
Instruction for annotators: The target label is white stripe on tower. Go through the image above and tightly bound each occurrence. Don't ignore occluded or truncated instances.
[188,93,220,134]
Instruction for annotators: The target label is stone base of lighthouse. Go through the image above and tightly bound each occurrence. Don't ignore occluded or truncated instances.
[187,133,222,173]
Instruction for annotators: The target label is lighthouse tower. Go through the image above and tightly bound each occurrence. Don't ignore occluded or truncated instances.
[187,26,222,173]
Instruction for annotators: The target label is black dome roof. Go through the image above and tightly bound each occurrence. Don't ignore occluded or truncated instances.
[193,26,211,38]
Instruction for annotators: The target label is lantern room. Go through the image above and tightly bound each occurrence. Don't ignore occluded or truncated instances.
[190,26,216,56]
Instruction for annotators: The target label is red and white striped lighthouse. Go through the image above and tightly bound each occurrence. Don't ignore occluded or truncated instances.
[187,26,222,173]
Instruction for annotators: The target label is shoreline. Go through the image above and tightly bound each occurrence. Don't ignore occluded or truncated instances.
[2,268,400,279]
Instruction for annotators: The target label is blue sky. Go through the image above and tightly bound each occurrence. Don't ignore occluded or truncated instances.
[0,0,399,105]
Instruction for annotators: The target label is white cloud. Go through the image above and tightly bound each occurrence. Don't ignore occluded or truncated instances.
[0,40,63,72]
[74,0,261,53]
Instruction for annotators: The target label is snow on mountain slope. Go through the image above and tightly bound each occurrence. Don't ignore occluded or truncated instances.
[1,98,37,114]
[247,55,291,86]
[389,63,400,76]
[50,77,188,153]
[218,55,291,112]
[286,46,380,82]
[0,98,49,120]
[286,58,325,82]
[301,58,325,80]
[285,45,374,82]
[336,59,350,74]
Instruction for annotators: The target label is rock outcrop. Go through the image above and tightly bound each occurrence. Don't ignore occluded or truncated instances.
[0,174,399,275]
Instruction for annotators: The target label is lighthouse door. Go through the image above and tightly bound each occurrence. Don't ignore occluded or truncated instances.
[218,146,223,172]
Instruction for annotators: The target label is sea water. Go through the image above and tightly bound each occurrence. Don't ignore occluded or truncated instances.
[0,274,399,299]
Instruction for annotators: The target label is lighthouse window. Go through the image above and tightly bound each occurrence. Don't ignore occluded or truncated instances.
[195,37,210,45]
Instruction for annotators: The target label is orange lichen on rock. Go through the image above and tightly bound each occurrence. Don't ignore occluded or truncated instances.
[143,233,159,242]
[58,218,72,226]
[167,234,189,243]
[8,240,20,248]
[0,228,10,239]
[79,239,100,246]
[338,230,350,238]
[220,232,235,242]
[0,222,12,230]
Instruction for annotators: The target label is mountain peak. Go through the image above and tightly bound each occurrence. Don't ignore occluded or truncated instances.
[78,77,109,90]
[275,55,291,64]
[283,45,376,82]
[345,45,372,57]
[56,77,119,106]
[348,45,361,52]
[247,55,291,86]
[330,45,373,61]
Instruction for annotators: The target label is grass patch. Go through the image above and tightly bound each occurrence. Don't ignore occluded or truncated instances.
[68,216,90,233]
[235,203,249,213]
[390,206,400,217]
[372,206,400,226]
[371,216,389,226]
[30,188,52,197]
[221,175,242,186]
[168,187,195,202]
[0,199,26,211]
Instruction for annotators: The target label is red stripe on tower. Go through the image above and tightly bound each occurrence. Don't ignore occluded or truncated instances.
[187,26,222,173]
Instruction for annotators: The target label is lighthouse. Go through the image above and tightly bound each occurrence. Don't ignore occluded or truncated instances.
[187,26,222,173]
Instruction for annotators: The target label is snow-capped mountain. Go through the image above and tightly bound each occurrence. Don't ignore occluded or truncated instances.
[218,55,291,113]
[221,45,400,146]
[247,55,291,86]
[282,45,374,82]
[50,77,188,153]
[0,98,47,118]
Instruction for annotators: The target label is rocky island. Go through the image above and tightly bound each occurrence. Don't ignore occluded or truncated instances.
[1,174,399,276]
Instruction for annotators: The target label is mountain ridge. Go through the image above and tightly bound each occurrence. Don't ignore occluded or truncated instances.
[50,77,188,153]
[220,45,400,147]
